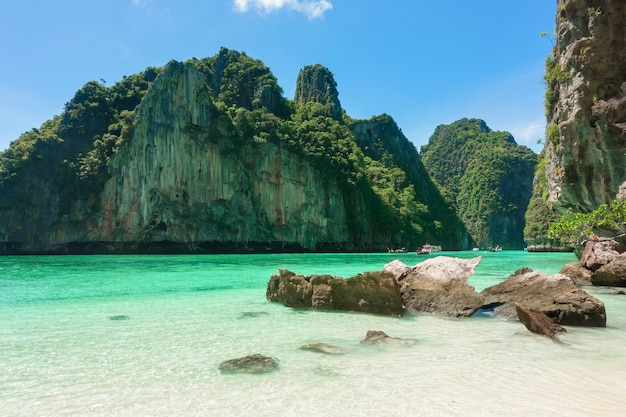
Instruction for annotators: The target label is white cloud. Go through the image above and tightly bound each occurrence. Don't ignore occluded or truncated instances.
[131,0,153,10]
[234,0,332,19]
[509,121,545,149]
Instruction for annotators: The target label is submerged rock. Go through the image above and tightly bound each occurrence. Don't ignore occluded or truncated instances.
[266,269,403,316]
[481,269,606,327]
[238,311,270,319]
[109,315,130,321]
[384,256,484,317]
[359,330,416,346]
[515,303,566,339]
[360,330,391,344]
[218,354,279,374]
[299,343,346,355]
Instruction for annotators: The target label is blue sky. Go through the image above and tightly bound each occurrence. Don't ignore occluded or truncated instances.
[0,0,556,153]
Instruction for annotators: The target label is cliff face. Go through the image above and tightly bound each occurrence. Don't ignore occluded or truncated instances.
[2,49,465,253]
[351,115,469,249]
[294,64,342,121]
[99,61,351,250]
[546,0,626,212]
[420,119,537,249]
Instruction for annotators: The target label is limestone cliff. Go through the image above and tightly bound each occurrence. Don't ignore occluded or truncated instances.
[545,0,626,212]
[99,61,350,250]
[0,49,463,253]
[420,119,537,249]
[350,115,468,249]
[294,64,342,121]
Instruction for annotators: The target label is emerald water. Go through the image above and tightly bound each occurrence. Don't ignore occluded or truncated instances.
[1,251,625,416]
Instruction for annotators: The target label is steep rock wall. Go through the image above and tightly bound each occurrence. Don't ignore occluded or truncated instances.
[546,0,626,212]
[99,61,350,250]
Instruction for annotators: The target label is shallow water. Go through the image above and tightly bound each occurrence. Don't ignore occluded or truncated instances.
[1,251,625,416]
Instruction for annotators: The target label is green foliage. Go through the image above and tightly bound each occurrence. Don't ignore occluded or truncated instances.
[546,123,560,147]
[523,152,559,245]
[544,55,569,118]
[547,200,626,246]
[586,7,602,18]
[193,48,290,118]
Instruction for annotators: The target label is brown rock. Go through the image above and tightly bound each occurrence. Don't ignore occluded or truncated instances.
[515,303,567,339]
[266,269,403,316]
[299,343,346,355]
[560,262,593,286]
[360,330,391,344]
[481,270,606,327]
[218,354,279,374]
[580,236,620,271]
[592,252,626,287]
[385,256,484,317]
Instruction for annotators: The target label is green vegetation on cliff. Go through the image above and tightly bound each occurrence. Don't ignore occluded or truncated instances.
[420,118,537,249]
[523,151,559,246]
[547,199,626,247]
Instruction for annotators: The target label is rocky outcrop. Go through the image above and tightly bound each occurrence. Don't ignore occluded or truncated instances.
[100,61,352,251]
[515,303,567,339]
[545,0,626,213]
[559,261,593,285]
[384,256,484,317]
[294,64,342,121]
[266,269,404,316]
[592,252,626,286]
[580,235,622,270]
[481,268,606,327]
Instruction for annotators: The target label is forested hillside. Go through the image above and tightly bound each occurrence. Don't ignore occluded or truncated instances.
[420,119,537,249]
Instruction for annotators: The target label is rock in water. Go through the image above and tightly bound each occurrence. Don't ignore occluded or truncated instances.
[299,343,346,355]
[218,354,279,374]
[384,256,484,317]
[580,236,621,271]
[515,303,566,339]
[592,252,626,287]
[481,269,606,327]
[559,262,593,286]
[266,269,403,316]
[360,330,391,344]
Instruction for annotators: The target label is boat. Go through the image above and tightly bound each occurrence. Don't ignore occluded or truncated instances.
[417,244,442,255]
[489,245,502,252]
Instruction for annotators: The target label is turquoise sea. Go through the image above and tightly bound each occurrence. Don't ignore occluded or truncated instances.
[1,251,625,417]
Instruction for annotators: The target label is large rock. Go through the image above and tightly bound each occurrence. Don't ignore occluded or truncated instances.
[580,235,621,271]
[515,303,567,339]
[481,269,606,327]
[384,256,484,317]
[559,261,593,286]
[266,268,403,316]
[592,252,626,287]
